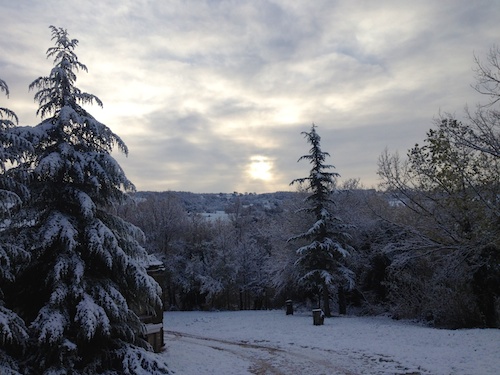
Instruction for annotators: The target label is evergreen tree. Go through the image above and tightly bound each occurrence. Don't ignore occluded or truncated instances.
[288,125,354,317]
[9,26,168,373]
[0,79,30,213]
[0,79,29,375]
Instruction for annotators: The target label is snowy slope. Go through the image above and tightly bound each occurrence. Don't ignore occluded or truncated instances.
[162,310,500,375]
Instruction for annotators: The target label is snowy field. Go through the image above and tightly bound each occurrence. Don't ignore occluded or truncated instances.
[162,310,499,375]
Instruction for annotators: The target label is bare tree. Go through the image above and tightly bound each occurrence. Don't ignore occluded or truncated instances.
[376,47,500,327]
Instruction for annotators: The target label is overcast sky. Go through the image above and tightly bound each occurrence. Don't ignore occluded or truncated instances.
[1,1,499,193]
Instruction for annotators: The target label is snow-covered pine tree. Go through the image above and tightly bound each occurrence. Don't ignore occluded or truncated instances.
[0,79,30,375]
[9,27,169,373]
[0,79,31,213]
[288,125,354,317]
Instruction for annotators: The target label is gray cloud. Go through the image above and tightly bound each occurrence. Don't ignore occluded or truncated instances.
[1,0,499,193]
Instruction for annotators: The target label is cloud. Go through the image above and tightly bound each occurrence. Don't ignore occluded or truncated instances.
[1,0,499,193]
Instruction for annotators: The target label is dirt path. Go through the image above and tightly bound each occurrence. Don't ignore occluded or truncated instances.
[164,330,368,375]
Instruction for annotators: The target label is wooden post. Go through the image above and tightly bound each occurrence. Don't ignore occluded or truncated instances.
[313,309,324,325]
[286,300,293,315]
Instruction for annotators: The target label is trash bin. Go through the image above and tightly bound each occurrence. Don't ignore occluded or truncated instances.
[286,300,293,315]
[312,309,324,325]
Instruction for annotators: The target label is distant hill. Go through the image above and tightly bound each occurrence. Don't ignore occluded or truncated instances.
[132,190,302,215]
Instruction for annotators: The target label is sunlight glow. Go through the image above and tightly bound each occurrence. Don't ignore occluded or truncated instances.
[248,155,273,181]
[273,105,301,124]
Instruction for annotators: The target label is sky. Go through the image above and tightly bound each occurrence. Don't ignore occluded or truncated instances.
[1,0,499,193]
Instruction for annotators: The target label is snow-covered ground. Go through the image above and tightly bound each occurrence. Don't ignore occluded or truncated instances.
[162,310,499,375]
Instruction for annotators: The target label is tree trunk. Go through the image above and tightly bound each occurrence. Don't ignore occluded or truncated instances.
[338,286,347,315]
[323,284,331,317]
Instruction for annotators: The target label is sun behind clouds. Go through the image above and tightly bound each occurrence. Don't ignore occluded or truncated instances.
[248,155,273,181]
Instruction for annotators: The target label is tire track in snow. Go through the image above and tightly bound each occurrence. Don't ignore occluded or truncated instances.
[165,330,357,375]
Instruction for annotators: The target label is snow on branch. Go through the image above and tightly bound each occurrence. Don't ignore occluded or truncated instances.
[40,211,78,251]
[115,343,169,374]
[86,219,122,270]
[0,305,28,346]
[33,306,68,344]
[75,294,111,341]
[92,281,128,321]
